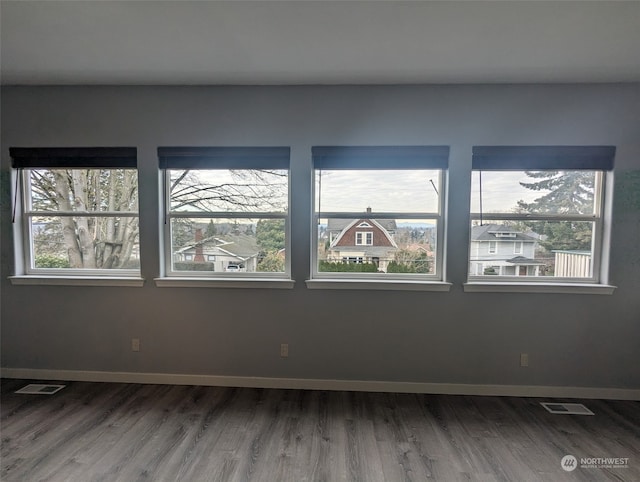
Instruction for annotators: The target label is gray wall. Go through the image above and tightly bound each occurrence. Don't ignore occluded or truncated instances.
[2,84,639,389]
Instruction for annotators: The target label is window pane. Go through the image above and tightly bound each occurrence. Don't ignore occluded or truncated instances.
[315,170,440,213]
[30,217,140,269]
[318,218,437,275]
[28,169,138,212]
[169,169,287,213]
[170,218,286,273]
[469,220,594,278]
[470,170,597,215]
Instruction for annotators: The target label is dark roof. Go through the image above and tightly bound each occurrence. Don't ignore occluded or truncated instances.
[506,256,545,265]
[327,218,397,232]
[176,233,258,258]
[471,223,537,242]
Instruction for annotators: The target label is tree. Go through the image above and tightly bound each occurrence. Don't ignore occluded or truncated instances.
[169,169,287,212]
[518,171,594,214]
[205,220,218,237]
[30,169,139,269]
[256,219,285,253]
[257,251,285,272]
[387,249,431,273]
[255,219,286,272]
[517,171,594,251]
[31,167,286,270]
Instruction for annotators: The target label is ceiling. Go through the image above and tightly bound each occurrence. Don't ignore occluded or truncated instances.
[2,0,639,86]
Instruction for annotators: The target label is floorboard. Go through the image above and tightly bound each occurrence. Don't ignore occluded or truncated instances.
[1,379,638,481]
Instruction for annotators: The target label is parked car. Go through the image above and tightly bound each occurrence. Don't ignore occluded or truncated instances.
[224,263,245,272]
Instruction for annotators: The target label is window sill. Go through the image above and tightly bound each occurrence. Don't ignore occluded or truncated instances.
[305,279,452,291]
[463,282,616,295]
[9,276,145,287]
[154,277,295,289]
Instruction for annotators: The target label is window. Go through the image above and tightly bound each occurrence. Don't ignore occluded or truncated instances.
[343,256,364,264]
[469,146,615,284]
[312,146,448,281]
[10,147,140,279]
[159,146,290,278]
[355,231,373,245]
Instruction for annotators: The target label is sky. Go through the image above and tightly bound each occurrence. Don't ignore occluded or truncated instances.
[469,171,547,213]
[316,170,441,213]
[316,170,547,214]
[169,168,556,216]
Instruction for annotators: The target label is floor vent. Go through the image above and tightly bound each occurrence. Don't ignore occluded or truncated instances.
[15,384,66,395]
[541,402,594,415]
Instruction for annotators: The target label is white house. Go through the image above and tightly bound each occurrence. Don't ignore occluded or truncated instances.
[469,224,544,276]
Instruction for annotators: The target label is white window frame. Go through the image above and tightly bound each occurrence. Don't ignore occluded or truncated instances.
[355,231,373,246]
[488,241,497,254]
[466,146,615,288]
[158,146,292,283]
[514,241,523,254]
[9,147,142,285]
[309,146,450,288]
[343,256,364,264]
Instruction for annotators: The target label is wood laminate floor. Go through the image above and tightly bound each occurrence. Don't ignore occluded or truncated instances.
[1,379,638,481]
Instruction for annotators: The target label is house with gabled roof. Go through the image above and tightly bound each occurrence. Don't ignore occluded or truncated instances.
[174,228,259,272]
[469,223,544,276]
[326,218,398,272]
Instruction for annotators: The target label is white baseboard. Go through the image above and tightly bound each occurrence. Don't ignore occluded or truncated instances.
[2,367,638,401]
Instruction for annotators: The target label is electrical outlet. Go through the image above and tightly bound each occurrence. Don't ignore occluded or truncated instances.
[132,338,140,352]
[520,353,529,367]
[280,343,289,358]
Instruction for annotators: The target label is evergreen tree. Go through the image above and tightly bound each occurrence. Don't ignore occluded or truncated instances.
[256,219,285,252]
[517,171,595,251]
[205,220,217,237]
[518,171,594,214]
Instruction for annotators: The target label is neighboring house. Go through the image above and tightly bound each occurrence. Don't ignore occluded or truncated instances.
[174,229,259,272]
[553,250,591,278]
[325,217,398,272]
[469,224,544,276]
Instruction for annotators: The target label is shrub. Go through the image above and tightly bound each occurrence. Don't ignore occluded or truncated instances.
[319,261,378,272]
[34,255,70,268]
[173,262,216,271]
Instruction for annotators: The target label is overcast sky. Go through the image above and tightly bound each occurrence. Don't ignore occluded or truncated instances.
[316,170,441,213]
[470,171,545,213]
[170,168,549,216]
[316,170,545,214]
